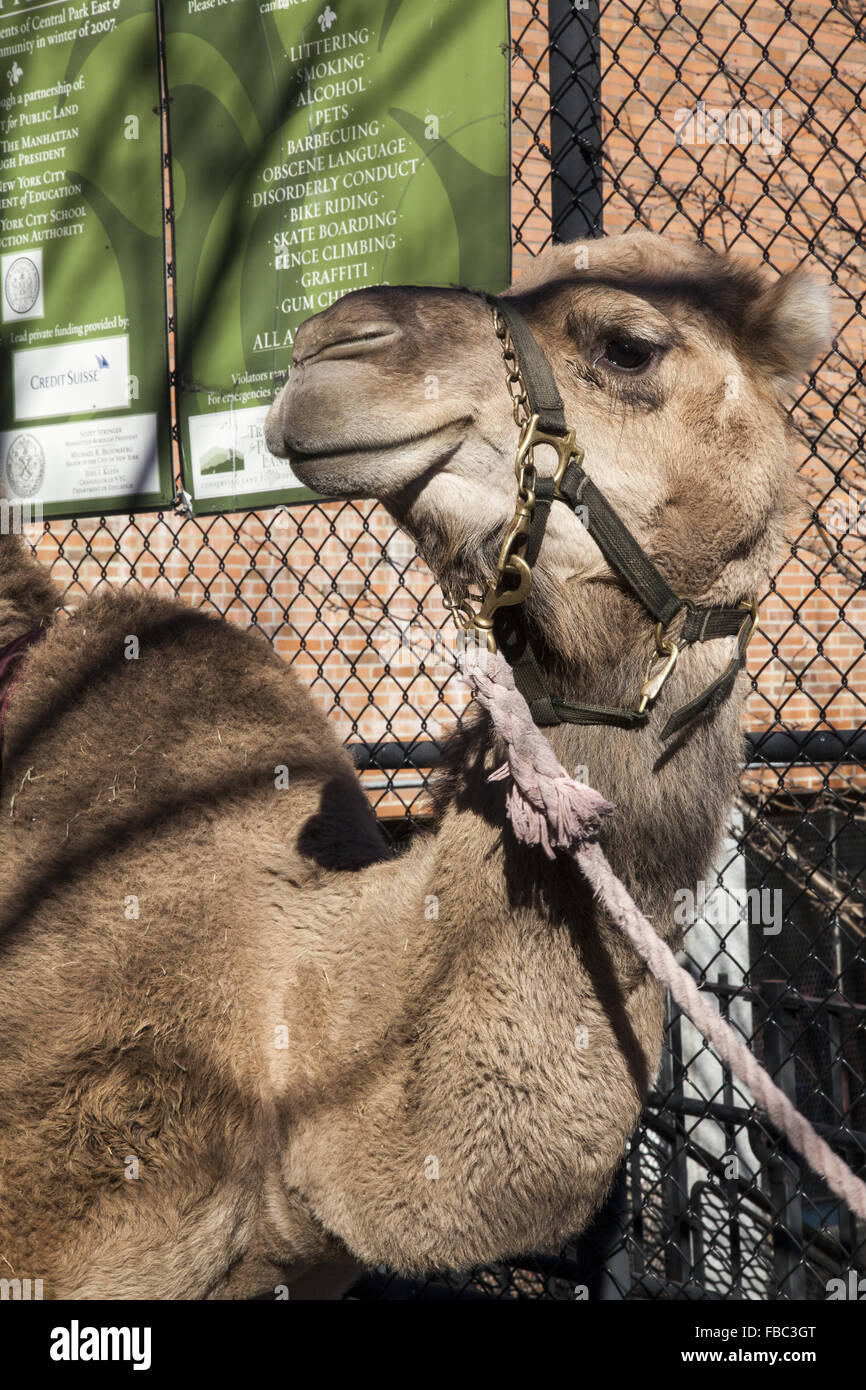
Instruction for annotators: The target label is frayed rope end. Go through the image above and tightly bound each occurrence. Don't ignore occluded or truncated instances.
[490,760,613,857]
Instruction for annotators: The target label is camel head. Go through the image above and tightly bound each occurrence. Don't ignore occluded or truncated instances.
[265,230,831,647]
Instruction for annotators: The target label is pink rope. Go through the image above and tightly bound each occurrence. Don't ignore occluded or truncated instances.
[460,645,866,1222]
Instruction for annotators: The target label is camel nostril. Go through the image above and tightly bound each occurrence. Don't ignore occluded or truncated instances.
[292,324,400,368]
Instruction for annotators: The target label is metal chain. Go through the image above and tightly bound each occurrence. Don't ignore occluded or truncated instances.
[493,306,537,503]
[493,306,532,429]
[440,307,539,648]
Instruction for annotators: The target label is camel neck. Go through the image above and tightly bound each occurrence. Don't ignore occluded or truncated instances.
[426,645,743,955]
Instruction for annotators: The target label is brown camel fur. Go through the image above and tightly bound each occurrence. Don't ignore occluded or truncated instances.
[0,230,830,1298]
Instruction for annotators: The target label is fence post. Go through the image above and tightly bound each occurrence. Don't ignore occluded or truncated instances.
[548,0,603,241]
[758,981,808,1299]
[663,1004,696,1287]
[571,1162,631,1298]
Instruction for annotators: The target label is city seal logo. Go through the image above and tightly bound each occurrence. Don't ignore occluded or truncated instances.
[4,256,40,316]
[5,433,45,498]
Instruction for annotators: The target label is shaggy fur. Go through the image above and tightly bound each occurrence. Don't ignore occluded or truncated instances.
[0,231,830,1298]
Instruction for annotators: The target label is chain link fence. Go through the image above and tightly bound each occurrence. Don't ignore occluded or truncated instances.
[21,0,865,1298]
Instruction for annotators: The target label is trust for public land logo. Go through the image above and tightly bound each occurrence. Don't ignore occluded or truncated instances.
[4,255,40,315]
[5,433,45,498]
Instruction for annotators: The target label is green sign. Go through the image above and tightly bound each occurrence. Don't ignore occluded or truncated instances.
[166,0,511,513]
[0,0,172,519]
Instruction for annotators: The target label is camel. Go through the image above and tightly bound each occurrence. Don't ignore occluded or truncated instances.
[0,230,830,1300]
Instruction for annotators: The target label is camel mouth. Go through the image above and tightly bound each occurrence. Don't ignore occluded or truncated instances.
[281,418,472,494]
[287,418,467,463]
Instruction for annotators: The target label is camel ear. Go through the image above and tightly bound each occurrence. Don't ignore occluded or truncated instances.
[746,269,832,389]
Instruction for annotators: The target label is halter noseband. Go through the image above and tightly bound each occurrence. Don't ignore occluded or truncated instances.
[446,294,759,742]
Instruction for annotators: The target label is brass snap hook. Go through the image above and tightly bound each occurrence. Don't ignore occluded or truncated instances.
[638,630,680,714]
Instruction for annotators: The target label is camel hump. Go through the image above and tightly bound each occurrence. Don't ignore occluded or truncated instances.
[0,584,386,875]
[2,584,352,782]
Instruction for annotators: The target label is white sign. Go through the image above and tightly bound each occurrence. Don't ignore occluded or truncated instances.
[13,334,130,421]
[188,406,304,500]
[1,414,160,506]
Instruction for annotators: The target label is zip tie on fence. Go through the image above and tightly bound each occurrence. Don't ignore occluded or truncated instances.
[459,645,866,1223]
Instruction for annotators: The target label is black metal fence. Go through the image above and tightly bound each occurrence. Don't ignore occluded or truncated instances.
[25,0,865,1299]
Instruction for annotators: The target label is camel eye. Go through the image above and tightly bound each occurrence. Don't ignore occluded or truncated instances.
[599,339,655,372]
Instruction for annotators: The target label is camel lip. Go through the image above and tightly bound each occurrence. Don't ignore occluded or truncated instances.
[284,417,471,466]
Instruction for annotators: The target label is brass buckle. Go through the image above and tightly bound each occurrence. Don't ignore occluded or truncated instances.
[638,622,680,714]
[515,414,583,493]
[738,597,760,647]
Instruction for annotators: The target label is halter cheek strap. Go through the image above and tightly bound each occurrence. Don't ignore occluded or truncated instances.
[452,294,759,742]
